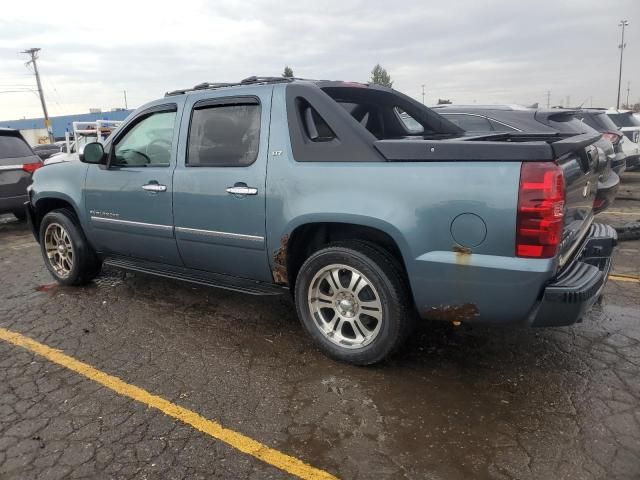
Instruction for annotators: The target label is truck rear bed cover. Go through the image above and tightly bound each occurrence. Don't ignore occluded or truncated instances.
[374,132,601,162]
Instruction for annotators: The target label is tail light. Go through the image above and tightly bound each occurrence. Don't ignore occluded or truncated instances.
[593,197,607,210]
[22,162,43,174]
[602,132,622,146]
[516,162,565,258]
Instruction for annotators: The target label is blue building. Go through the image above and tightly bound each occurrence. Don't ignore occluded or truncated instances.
[0,110,134,140]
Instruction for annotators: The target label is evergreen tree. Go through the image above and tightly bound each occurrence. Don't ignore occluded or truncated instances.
[282,66,294,78]
[370,64,393,87]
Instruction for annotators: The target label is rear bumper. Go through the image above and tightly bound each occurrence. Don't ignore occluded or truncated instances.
[530,223,616,327]
[0,194,28,213]
[594,171,620,214]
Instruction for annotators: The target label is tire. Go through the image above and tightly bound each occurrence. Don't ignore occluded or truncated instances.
[12,209,26,221]
[294,241,414,365]
[39,208,102,286]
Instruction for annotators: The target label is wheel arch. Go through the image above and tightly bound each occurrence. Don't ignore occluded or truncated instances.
[32,195,82,242]
[272,216,411,290]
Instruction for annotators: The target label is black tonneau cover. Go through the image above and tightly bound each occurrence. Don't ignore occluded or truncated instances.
[373,132,601,162]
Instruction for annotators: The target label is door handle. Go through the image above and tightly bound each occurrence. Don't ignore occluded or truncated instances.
[226,183,258,196]
[142,183,167,192]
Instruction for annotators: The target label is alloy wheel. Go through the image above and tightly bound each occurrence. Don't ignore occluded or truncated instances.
[44,223,74,278]
[307,264,383,349]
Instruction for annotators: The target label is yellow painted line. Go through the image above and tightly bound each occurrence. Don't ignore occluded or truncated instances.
[0,327,337,480]
[605,211,640,216]
[609,274,640,283]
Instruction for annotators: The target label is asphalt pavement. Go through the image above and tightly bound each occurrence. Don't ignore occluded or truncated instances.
[1,187,639,479]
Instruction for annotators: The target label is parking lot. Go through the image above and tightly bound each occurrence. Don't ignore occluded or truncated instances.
[1,180,639,480]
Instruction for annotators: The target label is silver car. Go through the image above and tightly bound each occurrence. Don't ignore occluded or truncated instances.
[0,129,42,220]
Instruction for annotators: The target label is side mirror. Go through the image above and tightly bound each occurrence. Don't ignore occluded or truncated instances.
[80,142,106,164]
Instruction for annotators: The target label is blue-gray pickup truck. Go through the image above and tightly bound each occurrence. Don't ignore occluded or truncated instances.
[25,77,617,365]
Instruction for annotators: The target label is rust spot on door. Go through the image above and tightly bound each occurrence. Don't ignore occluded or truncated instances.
[272,234,290,285]
[427,303,479,322]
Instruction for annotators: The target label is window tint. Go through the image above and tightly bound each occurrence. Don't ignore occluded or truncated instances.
[442,114,492,132]
[545,114,594,134]
[607,113,640,128]
[113,111,175,167]
[580,112,619,132]
[298,99,336,142]
[0,134,34,159]
[188,104,261,167]
[488,119,518,132]
[394,107,424,134]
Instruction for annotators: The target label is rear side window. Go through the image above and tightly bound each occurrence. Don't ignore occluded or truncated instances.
[442,114,492,132]
[488,119,518,132]
[607,113,640,128]
[298,98,336,142]
[0,134,34,159]
[581,112,619,132]
[188,104,261,167]
[545,114,594,134]
[394,107,424,134]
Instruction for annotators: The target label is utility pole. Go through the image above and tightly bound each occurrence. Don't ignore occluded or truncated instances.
[616,20,629,110]
[566,95,571,108]
[123,90,128,109]
[421,84,425,105]
[626,81,630,108]
[22,48,53,143]
[546,90,551,108]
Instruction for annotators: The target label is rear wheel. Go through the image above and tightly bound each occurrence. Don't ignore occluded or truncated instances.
[39,209,102,285]
[294,241,414,365]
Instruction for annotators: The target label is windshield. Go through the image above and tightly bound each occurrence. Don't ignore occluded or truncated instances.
[607,113,640,128]
[0,134,34,159]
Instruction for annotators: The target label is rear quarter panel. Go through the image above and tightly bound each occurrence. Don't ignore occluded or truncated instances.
[267,86,556,325]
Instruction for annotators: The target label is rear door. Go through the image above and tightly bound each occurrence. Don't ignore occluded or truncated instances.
[172,87,272,281]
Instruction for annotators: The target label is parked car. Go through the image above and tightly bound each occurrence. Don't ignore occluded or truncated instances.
[432,105,620,213]
[32,143,62,160]
[606,109,640,143]
[0,129,43,220]
[604,110,640,170]
[577,109,636,171]
[619,134,640,171]
[25,77,616,365]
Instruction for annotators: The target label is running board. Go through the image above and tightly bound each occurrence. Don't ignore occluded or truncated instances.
[103,256,287,296]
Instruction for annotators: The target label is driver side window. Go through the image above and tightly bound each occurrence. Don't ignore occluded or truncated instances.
[112,110,176,167]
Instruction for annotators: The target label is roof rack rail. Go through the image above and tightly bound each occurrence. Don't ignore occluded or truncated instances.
[165,76,294,97]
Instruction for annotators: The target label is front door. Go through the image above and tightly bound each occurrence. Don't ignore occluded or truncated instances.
[172,88,272,281]
[84,103,183,266]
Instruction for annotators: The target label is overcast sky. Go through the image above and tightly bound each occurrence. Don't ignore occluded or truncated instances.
[1,0,638,121]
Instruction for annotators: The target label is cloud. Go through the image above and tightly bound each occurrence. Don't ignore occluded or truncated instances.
[1,0,638,120]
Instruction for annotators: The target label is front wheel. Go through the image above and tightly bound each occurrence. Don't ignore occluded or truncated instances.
[39,209,102,286]
[294,242,414,365]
